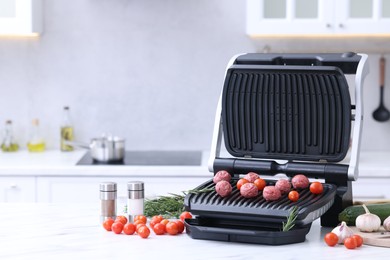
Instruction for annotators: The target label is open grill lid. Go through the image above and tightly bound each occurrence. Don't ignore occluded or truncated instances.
[222,65,351,162]
[209,53,369,181]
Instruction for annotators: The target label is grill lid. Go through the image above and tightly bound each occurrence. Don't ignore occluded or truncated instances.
[222,65,351,162]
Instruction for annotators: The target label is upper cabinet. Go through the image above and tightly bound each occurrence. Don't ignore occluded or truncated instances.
[0,0,42,36]
[247,0,390,36]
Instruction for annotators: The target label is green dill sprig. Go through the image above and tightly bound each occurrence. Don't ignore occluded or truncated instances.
[282,206,298,232]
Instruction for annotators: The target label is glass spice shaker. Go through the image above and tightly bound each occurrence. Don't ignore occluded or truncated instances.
[127,181,144,222]
[100,182,117,223]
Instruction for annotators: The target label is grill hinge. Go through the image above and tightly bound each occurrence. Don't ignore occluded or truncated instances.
[213,158,349,182]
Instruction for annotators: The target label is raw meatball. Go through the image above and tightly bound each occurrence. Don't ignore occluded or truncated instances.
[291,174,310,189]
[215,180,232,197]
[263,186,282,201]
[243,172,260,183]
[275,179,291,195]
[240,183,258,198]
[213,170,232,184]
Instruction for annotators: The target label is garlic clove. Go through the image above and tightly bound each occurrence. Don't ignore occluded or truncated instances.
[331,221,354,244]
[383,216,390,231]
[355,204,381,232]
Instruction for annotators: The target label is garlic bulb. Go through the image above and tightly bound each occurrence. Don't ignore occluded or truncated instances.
[383,216,390,231]
[331,221,354,244]
[355,204,381,232]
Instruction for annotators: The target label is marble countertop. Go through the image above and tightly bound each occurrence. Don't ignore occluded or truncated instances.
[0,149,389,178]
[0,203,388,260]
[0,150,211,177]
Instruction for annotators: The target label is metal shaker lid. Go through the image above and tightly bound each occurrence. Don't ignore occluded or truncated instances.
[127,181,144,191]
[100,182,117,191]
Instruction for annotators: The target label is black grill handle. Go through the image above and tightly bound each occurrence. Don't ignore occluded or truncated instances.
[234,53,361,74]
[213,158,349,183]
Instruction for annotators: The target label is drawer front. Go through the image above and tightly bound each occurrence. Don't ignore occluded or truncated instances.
[0,177,36,202]
[353,178,390,201]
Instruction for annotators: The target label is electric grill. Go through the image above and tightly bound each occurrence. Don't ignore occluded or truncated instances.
[184,53,369,245]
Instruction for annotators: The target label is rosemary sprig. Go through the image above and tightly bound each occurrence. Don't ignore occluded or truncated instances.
[184,187,214,195]
[282,206,298,232]
[143,188,214,219]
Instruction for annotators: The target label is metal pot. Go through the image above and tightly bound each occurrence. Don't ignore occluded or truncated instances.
[66,136,125,162]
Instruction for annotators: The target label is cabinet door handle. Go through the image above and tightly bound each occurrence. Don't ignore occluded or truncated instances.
[9,184,18,189]
[326,23,332,28]
[338,23,344,28]
[354,195,386,199]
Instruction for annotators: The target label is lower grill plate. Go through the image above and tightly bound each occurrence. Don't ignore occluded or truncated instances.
[184,178,336,226]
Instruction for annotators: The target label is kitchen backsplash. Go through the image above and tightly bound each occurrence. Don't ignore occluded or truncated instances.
[0,0,389,152]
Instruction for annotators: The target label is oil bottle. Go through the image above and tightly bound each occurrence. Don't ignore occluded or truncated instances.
[27,119,46,152]
[60,106,74,151]
[1,120,19,152]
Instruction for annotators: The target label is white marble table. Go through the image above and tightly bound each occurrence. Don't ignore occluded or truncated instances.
[0,203,389,260]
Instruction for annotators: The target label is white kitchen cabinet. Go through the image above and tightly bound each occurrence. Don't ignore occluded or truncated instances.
[353,177,390,201]
[0,177,36,202]
[0,0,42,36]
[36,176,210,205]
[247,0,390,36]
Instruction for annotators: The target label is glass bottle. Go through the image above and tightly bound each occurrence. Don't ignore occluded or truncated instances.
[60,106,74,151]
[27,119,46,152]
[1,120,19,152]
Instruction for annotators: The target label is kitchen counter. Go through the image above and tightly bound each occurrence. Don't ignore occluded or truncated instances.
[0,149,390,178]
[0,150,211,177]
[0,202,388,260]
[0,150,219,203]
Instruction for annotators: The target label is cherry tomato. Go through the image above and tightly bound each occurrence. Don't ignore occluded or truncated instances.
[352,234,363,247]
[137,225,150,238]
[160,219,169,226]
[115,215,128,225]
[254,178,266,191]
[134,215,147,224]
[175,220,185,234]
[149,220,158,229]
[151,215,164,223]
[134,220,145,227]
[102,218,115,231]
[236,178,249,190]
[149,215,164,229]
[310,182,323,194]
[111,222,124,234]
[324,232,339,247]
[166,221,179,235]
[179,212,192,222]
[136,223,146,233]
[344,237,357,249]
[288,190,300,202]
[123,223,136,235]
[153,223,166,235]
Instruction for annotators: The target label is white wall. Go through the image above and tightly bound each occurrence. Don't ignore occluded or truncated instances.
[357,54,390,151]
[0,0,389,152]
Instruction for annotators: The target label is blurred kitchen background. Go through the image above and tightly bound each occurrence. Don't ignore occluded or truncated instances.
[0,0,390,152]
